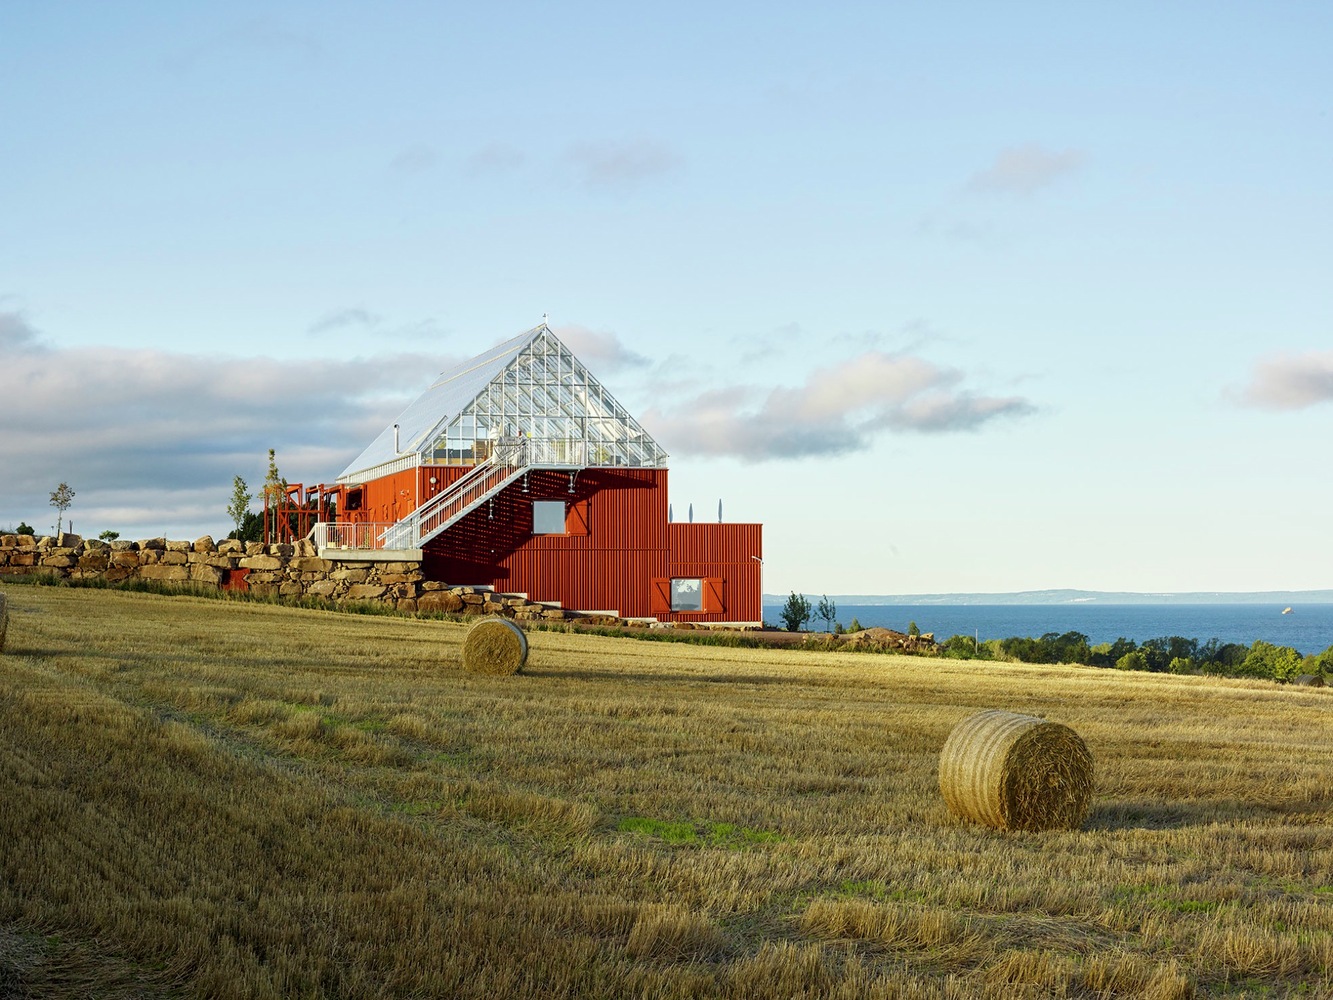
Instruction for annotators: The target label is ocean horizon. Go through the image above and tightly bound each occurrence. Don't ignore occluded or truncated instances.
[761,602,1333,656]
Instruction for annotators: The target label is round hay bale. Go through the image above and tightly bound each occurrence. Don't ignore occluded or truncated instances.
[1293,674,1325,687]
[0,591,7,653]
[462,617,528,675]
[939,710,1093,832]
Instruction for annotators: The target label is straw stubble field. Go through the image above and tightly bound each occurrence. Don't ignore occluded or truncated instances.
[1,586,1331,999]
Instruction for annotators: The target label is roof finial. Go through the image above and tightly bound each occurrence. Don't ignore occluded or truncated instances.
[542,312,549,328]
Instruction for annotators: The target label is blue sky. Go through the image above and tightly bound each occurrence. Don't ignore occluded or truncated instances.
[3,2,1331,594]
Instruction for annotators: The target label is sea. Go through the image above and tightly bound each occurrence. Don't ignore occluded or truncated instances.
[762,603,1333,656]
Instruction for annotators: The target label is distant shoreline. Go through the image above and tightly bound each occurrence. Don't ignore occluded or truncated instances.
[765,589,1333,606]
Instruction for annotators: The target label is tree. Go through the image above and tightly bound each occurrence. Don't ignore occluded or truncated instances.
[235,511,264,543]
[908,621,920,637]
[780,592,812,632]
[1115,650,1149,671]
[227,475,253,539]
[815,594,837,632]
[16,522,35,536]
[1238,640,1303,682]
[98,530,120,541]
[49,482,75,536]
[261,448,292,543]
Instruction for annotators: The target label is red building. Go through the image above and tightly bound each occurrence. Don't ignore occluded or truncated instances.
[311,324,762,624]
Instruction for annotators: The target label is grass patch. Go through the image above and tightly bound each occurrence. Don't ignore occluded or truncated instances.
[617,816,783,848]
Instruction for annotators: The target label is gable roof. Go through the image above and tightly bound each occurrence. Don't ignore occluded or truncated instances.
[338,324,667,483]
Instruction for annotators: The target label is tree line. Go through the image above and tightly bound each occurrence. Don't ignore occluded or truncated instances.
[937,629,1332,682]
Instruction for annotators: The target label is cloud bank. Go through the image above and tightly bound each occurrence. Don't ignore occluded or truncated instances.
[969,143,1086,196]
[555,324,650,371]
[1239,351,1333,410]
[0,310,443,535]
[641,351,1035,461]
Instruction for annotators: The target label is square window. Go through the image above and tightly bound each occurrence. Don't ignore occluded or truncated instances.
[533,501,566,534]
[670,578,703,612]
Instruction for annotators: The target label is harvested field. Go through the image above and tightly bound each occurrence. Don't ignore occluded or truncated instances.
[2,586,1332,998]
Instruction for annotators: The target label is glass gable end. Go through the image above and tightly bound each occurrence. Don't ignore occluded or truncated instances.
[429,329,666,469]
[425,328,668,468]
[339,324,671,482]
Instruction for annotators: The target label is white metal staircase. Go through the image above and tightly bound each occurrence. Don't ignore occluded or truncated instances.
[379,438,531,550]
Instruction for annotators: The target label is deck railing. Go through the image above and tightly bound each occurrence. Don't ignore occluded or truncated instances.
[310,522,399,551]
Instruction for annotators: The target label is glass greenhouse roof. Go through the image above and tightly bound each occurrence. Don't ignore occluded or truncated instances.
[338,324,668,483]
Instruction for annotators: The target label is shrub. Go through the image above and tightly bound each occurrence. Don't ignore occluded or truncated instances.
[940,634,985,660]
[1168,656,1195,675]
[1115,651,1149,672]
[1238,640,1304,682]
[780,592,811,632]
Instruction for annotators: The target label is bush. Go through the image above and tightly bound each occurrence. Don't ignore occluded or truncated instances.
[780,592,812,632]
[1301,644,1333,677]
[1238,640,1304,682]
[940,634,989,660]
[1168,656,1196,675]
[1115,651,1150,672]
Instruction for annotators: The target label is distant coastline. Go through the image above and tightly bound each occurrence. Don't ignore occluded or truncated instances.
[766,589,1333,606]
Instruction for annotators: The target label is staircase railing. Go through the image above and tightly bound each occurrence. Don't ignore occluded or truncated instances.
[379,437,530,549]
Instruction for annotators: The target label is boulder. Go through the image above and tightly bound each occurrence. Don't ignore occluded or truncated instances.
[193,535,215,553]
[189,565,223,586]
[346,584,388,600]
[417,591,464,614]
[140,565,189,582]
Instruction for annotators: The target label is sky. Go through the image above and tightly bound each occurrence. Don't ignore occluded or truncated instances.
[3,2,1332,595]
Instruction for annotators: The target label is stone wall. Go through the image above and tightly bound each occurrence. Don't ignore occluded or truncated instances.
[0,533,619,625]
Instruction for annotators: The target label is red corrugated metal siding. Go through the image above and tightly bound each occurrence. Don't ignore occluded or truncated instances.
[666,523,762,563]
[664,523,764,623]
[357,465,473,522]
[359,468,418,523]
[417,469,763,622]
[423,469,671,618]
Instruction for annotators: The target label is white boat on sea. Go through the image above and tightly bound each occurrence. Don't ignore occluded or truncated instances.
[1282,607,1293,615]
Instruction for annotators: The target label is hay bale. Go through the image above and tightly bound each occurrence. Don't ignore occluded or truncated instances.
[939,710,1093,832]
[1293,674,1325,687]
[462,617,528,675]
[0,591,7,653]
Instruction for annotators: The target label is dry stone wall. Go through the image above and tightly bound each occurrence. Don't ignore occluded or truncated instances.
[0,533,622,625]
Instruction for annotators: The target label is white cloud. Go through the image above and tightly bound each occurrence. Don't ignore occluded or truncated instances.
[307,307,381,335]
[465,142,528,176]
[389,144,438,174]
[968,143,1086,196]
[0,310,452,536]
[567,139,682,188]
[1238,351,1333,410]
[641,351,1035,461]
[555,324,650,371]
